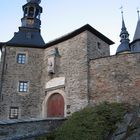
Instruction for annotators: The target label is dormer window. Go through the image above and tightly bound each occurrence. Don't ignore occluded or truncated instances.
[122,34,127,39]
[26,32,32,39]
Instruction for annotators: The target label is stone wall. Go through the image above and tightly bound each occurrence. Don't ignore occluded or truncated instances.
[0,118,65,140]
[42,31,89,115]
[0,30,113,119]
[0,46,44,119]
[89,53,140,105]
[42,30,110,115]
[87,31,110,60]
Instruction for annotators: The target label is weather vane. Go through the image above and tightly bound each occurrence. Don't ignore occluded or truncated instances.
[120,6,123,15]
[137,7,140,20]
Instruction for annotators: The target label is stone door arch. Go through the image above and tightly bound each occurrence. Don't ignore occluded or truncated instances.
[47,93,64,117]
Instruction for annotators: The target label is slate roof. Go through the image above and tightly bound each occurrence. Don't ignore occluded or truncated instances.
[45,24,114,48]
[116,15,131,54]
[116,42,130,54]
[6,27,45,48]
[0,24,114,49]
[133,19,140,41]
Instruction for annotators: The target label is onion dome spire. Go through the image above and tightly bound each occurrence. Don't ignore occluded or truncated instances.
[116,8,130,54]
[7,0,45,47]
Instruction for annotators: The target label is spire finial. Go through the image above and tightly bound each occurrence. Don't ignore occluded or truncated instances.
[137,7,140,20]
[120,6,124,19]
[120,6,123,14]
[120,6,126,30]
[116,6,130,54]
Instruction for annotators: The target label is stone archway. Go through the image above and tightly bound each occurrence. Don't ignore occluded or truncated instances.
[47,93,64,117]
[42,89,66,118]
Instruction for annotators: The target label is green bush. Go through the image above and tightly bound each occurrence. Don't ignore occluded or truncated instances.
[36,102,128,140]
[55,102,128,140]
[35,133,55,140]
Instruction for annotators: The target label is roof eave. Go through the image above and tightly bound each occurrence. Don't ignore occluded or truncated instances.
[130,39,140,46]
[0,42,45,49]
[45,24,114,48]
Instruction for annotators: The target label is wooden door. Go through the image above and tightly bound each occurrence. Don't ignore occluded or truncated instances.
[47,93,64,117]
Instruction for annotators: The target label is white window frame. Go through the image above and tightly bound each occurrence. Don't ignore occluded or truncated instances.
[9,107,19,119]
[16,53,27,64]
[18,81,29,92]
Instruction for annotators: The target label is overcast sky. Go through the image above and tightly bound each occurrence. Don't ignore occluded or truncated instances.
[0,0,140,54]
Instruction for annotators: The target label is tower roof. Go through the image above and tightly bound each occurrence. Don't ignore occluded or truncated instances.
[133,9,140,41]
[120,15,128,36]
[7,28,45,47]
[116,11,130,54]
[7,0,45,47]
[27,0,41,4]
[45,24,114,48]
[133,19,140,41]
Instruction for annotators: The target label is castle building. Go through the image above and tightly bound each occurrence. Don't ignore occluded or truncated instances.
[0,0,140,120]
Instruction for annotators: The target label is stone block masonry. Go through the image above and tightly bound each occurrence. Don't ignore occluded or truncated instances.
[0,46,44,119]
[89,53,140,105]
[0,118,65,140]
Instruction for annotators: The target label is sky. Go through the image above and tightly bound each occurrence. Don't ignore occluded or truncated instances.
[0,0,140,55]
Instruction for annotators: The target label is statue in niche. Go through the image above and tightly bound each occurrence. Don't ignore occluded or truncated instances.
[47,57,55,74]
[47,48,60,74]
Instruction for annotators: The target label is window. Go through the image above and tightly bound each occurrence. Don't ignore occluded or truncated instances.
[97,42,101,50]
[19,81,29,92]
[26,32,32,39]
[9,107,19,119]
[29,7,34,17]
[17,53,26,64]
[131,45,135,51]
[24,7,28,16]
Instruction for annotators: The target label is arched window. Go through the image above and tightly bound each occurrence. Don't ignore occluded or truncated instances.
[28,7,34,17]
[35,8,39,18]
[24,7,28,16]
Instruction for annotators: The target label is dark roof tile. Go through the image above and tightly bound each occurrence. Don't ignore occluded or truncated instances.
[45,24,114,48]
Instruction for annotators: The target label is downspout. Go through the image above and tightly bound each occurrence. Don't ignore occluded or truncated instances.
[0,45,6,101]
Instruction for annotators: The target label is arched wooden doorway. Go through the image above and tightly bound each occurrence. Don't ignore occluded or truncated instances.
[47,93,64,117]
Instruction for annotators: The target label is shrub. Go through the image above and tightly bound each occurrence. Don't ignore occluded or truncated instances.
[55,102,127,140]
[36,102,128,140]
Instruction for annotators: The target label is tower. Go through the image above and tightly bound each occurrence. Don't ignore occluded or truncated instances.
[0,0,45,120]
[116,10,130,54]
[130,9,140,52]
[21,0,42,29]
[7,0,45,47]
